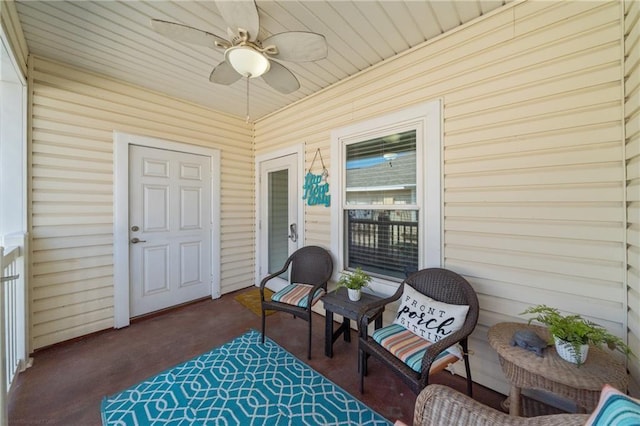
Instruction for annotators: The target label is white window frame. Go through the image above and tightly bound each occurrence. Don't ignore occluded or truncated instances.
[0,28,27,238]
[330,100,442,296]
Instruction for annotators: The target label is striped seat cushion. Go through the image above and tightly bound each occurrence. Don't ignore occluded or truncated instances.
[270,283,325,308]
[372,324,459,373]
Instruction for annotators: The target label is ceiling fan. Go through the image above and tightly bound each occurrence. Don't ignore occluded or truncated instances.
[151,0,328,96]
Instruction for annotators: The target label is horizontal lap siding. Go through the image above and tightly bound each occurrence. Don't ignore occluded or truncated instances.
[30,57,253,350]
[625,0,640,397]
[255,0,631,395]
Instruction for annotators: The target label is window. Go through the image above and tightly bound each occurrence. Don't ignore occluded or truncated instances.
[345,130,418,279]
[331,101,441,292]
[0,31,27,238]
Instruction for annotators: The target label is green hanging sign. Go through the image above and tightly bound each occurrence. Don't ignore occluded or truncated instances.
[303,148,330,207]
[303,172,330,207]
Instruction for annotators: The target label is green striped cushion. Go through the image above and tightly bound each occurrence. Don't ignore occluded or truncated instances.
[270,283,325,308]
[372,324,459,373]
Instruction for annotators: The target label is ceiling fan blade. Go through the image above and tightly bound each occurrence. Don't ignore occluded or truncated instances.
[209,61,242,85]
[151,19,229,48]
[214,0,260,42]
[261,61,300,94]
[263,32,328,62]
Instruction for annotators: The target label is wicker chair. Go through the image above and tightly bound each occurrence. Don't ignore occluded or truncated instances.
[413,385,589,425]
[358,268,479,395]
[260,245,333,359]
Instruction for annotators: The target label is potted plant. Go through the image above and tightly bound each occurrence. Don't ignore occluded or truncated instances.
[336,267,372,301]
[521,304,631,366]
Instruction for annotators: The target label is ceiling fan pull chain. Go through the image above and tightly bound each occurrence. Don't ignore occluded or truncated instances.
[246,77,250,123]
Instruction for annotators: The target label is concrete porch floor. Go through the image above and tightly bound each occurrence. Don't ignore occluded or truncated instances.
[9,287,507,425]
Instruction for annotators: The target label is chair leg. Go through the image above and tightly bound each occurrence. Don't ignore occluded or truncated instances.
[461,339,473,397]
[261,309,266,344]
[307,317,312,360]
[359,348,365,393]
[363,352,368,376]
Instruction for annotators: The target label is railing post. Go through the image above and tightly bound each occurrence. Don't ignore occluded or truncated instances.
[0,246,7,426]
[0,235,28,426]
[376,211,390,255]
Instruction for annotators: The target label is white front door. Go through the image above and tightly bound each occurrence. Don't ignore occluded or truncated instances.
[258,153,299,290]
[129,144,212,317]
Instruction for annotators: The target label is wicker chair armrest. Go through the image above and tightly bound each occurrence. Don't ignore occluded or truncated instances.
[420,290,479,371]
[259,266,289,288]
[304,282,327,311]
[357,286,404,331]
[358,309,379,333]
[420,326,472,372]
[259,260,292,300]
[414,385,589,426]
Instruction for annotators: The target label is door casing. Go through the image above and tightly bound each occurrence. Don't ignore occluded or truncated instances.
[113,132,221,328]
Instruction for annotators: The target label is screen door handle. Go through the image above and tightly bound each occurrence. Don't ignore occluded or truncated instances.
[288,223,298,242]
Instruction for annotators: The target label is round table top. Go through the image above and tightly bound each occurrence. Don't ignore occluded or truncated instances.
[488,322,628,392]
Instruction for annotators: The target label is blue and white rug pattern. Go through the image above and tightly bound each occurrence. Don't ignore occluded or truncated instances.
[101,330,391,425]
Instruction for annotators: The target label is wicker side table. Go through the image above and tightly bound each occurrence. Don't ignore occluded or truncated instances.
[488,322,628,416]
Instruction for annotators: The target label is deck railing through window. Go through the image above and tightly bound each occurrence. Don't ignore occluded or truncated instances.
[347,217,418,278]
[0,233,29,424]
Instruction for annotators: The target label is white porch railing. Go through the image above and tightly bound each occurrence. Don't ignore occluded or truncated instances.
[0,233,29,425]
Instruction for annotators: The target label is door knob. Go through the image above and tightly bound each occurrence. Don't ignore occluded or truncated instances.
[130,237,146,244]
[288,223,298,242]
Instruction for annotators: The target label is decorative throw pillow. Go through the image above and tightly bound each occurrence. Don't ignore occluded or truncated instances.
[585,384,640,425]
[393,284,469,358]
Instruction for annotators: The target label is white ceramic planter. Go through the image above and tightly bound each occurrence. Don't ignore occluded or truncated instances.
[347,288,361,301]
[554,336,589,365]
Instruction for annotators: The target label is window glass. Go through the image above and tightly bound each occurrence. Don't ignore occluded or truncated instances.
[345,130,416,206]
[343,130,418,280]
[268,169,289,275]
[345,209,418,279]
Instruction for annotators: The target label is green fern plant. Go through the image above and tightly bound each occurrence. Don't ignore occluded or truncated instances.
[521,305,631,366]
[336,267,371,290]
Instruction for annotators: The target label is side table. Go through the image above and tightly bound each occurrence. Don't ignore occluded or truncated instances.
[488,322,628,416]
[321,288,385,358]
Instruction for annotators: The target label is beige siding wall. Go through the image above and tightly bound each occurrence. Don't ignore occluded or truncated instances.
[256,1,634,395]
[29,57,254,350]
[625,0,640,396]
[10,0,637,396]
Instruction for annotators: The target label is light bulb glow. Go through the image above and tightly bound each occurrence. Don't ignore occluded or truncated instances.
[225,46,270,78]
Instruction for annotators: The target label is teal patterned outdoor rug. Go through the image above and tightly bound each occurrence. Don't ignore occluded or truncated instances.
[101,330,391,425]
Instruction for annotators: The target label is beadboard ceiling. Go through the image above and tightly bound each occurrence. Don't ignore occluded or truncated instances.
[15,0,510,121]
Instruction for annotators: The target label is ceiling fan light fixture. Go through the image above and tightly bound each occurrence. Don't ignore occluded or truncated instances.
[225,46,270,78]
